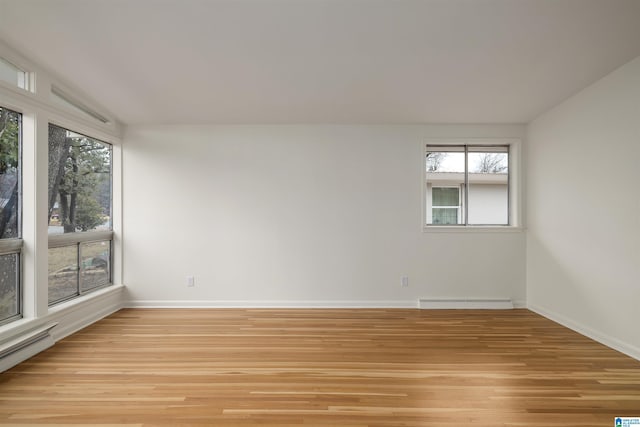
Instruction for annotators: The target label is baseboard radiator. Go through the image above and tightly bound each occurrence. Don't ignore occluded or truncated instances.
[419,298,513,309]
[0,323,57,372]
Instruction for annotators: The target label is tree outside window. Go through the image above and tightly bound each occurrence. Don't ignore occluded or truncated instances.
[48,124,111,234]
[47,124,112,305]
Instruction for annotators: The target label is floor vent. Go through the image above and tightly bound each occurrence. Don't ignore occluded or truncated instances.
[419,298,513,309]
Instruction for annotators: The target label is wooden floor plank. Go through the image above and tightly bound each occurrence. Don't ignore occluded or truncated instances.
[1,308,639,426]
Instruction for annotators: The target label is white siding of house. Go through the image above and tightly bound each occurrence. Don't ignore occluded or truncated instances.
[468,184,508,225]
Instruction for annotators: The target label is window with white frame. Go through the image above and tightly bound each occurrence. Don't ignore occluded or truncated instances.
[0,41,120,333]
[0,57,32,92]
[431,187,462,224]
[0,105,22,324]
[47,123,112,306]
[426,144,510,226]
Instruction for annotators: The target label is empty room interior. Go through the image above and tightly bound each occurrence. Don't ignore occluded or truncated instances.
[0,0,639,425]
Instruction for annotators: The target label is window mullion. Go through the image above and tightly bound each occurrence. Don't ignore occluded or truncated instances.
[464,145,469,225]
[77,242,82,296]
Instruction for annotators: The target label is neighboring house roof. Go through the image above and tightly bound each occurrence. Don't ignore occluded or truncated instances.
[426,172,508,185]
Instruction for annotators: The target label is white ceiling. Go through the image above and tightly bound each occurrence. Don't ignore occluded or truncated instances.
[1,0,640,125]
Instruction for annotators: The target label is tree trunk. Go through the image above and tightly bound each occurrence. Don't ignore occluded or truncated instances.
[48,124,71,221]
[0,181,18,238]
[0,109,8,146]
[59,192,75,233]
[67,151,79,232]
[68,191,77,232]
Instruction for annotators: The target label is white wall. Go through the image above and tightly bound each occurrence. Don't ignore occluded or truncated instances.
[527,56,640,359]
[123,125,525,307]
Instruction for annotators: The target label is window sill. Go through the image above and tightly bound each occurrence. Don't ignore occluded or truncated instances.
[423,225,524,233]
[0,284,124,344]
[47,283,124,315]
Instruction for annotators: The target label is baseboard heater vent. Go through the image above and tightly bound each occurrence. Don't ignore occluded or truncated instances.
[419,298,513,309]
[0,323,57,360]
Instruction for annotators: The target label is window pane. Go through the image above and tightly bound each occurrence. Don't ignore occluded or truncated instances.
[432,187,459,206]
[48,246,78,304]
[0,57,28,90]
[426,150,464,173]
[426,148,464,225]
[0,253,19,322]
[0,107,21,239]
[426,144,512,227]
[468,150,508,173]
[80,241,110,292]
[468,150,509,225]
[432,208,458,225]
[48,124,112,234]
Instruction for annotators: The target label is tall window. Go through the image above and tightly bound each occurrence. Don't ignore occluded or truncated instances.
[426,144,509,226]
[48,124,112,305]
[0,106,22,324]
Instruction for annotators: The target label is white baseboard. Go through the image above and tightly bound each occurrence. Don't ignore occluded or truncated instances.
[126,299,419,309]
[528,303,640,362]
[419,298,514,309]
[512,299,526,308]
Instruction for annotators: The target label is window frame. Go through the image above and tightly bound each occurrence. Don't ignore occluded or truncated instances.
[0,105,23,325]
[423,139,521,232]
[46,123,114,307]
[48,231,113,306]
[0,241,22,326]
[431,186,463,225]
[0,55,34,93]
[0,40,122,340]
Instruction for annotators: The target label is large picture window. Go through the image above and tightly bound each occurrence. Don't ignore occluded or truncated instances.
[0,106,22,324]
[426,144,509,226]
[48,124,112,305]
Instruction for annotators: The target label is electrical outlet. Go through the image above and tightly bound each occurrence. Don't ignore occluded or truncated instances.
[401,276,409,287]
[186,276,195,287]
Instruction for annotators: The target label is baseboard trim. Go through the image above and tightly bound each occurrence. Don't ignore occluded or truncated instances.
[528,303,640,362]
[512,299,526,309]
[126,299,419,309]
[419,298,514,309]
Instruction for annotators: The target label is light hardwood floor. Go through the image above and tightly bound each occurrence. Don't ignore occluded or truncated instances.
[1,308,639,426]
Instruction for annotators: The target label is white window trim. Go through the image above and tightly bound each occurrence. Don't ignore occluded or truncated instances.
[422,138,523,233]
[0,39,120,135]
[0,40,123,343]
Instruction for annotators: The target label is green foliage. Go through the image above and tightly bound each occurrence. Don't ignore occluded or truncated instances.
[0,108,20,174]
[74,194,104,231]
[0,107,20,239]
[50,126,111,233]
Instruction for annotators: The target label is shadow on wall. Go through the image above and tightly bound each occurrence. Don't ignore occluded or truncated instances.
[526,234,611,337]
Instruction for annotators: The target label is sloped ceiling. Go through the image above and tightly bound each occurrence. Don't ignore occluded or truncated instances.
[1,0,640,125]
